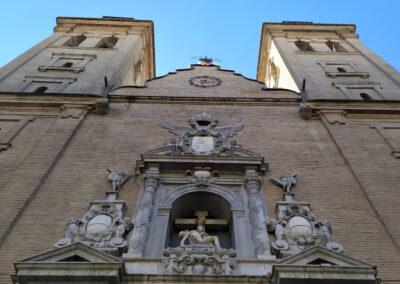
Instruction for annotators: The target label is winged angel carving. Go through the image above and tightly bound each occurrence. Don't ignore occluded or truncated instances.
[161,113,244,155]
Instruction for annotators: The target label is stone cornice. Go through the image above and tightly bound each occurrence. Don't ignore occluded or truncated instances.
[109,93,300,105]
[137,152,268,175]
[0,92,107,114]
[300,101,400,120]
[262,22,356,33]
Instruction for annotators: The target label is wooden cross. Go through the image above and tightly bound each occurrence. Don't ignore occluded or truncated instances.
[175,211,228,231]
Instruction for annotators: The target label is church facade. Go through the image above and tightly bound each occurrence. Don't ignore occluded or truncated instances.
[0,16,399,284]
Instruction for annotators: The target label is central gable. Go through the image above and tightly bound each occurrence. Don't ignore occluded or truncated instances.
[111,65,299,100]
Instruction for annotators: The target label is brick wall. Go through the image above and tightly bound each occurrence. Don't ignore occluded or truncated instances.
[0,103,399,282]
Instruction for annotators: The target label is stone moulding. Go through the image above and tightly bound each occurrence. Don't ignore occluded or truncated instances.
[38,65,85,74]
[325,71,369,78]
[0,115,35,152]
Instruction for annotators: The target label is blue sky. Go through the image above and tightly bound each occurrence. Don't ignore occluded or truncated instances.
[0,0,399,78]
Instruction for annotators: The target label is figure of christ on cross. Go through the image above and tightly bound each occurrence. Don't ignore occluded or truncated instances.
[176,211,228,249]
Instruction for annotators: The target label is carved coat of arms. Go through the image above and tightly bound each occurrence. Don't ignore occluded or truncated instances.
[161,113,244,155]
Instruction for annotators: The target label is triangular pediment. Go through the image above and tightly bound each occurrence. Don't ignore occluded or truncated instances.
[276,245,373,268]
[271,246,379,284]
[18,242,122,264]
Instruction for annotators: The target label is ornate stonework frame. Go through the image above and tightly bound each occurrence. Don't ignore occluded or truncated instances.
[148,183,248,258]
[371,122,400,158]
[0,115,35,152]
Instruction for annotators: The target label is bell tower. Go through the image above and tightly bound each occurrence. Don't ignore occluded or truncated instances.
[0,16,155,95]
[257,22,400,100]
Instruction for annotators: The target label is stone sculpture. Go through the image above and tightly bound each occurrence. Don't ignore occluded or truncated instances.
[54,169,133,256]
[270,174,296,193]
[268,174,343,258]
[107,168,133,192]
[161,210,237,275]
[162,245,237,275]
[161,112,244,155]
[245,171,271,259]
[178,224,221,248]
[185,167,219,187]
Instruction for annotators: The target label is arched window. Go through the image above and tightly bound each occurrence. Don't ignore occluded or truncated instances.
[63,62,73,68]
[167,192,233,249]
[64,35,86,47]
[295,40,314,52]
[337,67,347,73]
[326,40,346,52]
[34,86,48,93]
[360,92,372,101]
[96,36,118,48]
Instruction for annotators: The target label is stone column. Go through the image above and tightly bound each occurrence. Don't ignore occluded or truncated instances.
[245,170,271,259]
[126,167,159,257]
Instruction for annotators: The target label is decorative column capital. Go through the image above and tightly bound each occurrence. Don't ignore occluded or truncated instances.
[244,170,262,192]
[143,166,160,189]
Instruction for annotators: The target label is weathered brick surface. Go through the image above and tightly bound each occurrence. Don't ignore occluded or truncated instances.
[0,67,399,283]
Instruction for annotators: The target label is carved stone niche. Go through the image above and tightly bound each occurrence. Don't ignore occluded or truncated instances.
[124,114,275,277]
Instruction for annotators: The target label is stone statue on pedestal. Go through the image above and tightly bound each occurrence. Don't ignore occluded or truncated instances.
[270,174,297,194]
[107,168,133,192]
[268,174,343,258]
[54,169,133,256]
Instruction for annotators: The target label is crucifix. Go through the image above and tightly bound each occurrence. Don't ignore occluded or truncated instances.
[175,211,228,248]
[175,211,228,228]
